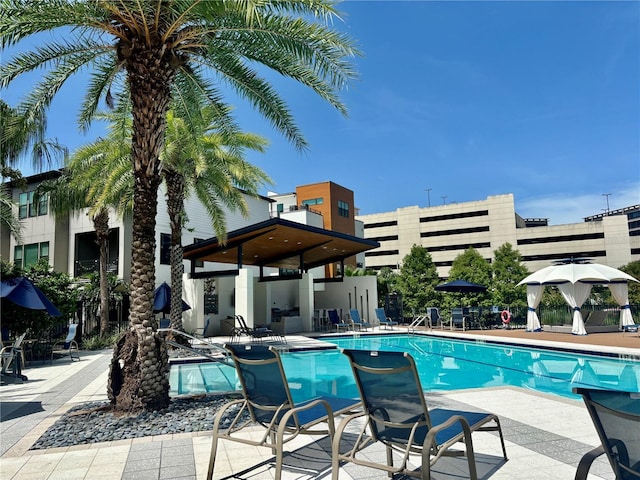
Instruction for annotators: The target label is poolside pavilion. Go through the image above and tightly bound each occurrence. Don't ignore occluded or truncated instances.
[181,217,381,334]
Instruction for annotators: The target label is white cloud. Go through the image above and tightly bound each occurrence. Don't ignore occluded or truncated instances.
[516,182,640,225]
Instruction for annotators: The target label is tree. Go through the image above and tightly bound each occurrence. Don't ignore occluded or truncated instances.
[619,260,640,305]
[0,99,67,171]
[376,267,398,306]
[1,0,358,412]
[1,100,67,242]
[447,247,492,307]
[491,243,529,308]
[159,106,270,340]
[70,102,271,344]
[37,165,120,336]
[395,245,440,315]
[76,272,128,337]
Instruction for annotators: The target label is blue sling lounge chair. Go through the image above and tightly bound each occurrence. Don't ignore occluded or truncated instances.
[374,307,398,329]
[573,387,640,480]
[207,344,360,480]
[332,349,507,480]
[328,309,350,332]
[349,309,371,331]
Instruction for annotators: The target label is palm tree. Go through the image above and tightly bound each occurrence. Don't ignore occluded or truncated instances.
[1,100,67,242]
[161,106,270,340]
[40,134,132,337]
[82,102,271,342]
[1,99,67,171]
[1,1,358,412]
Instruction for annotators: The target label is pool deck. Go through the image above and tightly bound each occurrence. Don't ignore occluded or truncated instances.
[2,327,636,479]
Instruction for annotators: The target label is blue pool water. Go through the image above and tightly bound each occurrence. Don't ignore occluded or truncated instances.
[169,334,640,400]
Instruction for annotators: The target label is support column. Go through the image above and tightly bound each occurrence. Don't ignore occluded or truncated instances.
[235,268,254,327]
[299,272,314,332]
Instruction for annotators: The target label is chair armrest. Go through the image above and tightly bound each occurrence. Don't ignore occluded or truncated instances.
[574,445,605,480]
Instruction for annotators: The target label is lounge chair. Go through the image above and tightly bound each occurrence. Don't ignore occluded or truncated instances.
[207,344,361,480]
[573,387,640,480]
[426,307,444,329]
[51,324,80,362]
[1,332,27,378]
[195,317,213,338]
[332,349,507,479]
[232,315,284,343]
[451,307,470,331]
[328,309,351,332]
[349,309,372,331]
[583,311,618,334]
[623,323,639,337]
[374,307,398,329]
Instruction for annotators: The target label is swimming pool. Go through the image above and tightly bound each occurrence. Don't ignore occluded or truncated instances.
[169,334,640,400]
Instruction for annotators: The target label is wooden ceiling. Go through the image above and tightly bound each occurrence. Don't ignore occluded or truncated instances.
[183,217,380,272]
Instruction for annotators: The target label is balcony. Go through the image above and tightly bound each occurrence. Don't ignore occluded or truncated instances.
[74,258,118,277]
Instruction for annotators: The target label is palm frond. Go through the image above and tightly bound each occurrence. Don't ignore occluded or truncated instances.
[0,185,23,242]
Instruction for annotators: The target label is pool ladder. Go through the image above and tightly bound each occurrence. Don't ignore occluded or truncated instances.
[408,315,426,333]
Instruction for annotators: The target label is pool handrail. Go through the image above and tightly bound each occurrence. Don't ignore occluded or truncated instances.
[158,328,231,364]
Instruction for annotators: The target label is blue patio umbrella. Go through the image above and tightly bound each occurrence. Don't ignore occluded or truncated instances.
[153,282,191,316]
[435,279,487,293]
[0,277,61,316]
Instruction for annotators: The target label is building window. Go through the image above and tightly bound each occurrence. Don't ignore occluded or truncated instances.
[194,238,204,268]
[338,200,349,218]
[276,203,284,214]
[18,191,48,219]
[160,233,171,265]
[14,242,49,269]
[302,197,323,206]
[13,246,22,268]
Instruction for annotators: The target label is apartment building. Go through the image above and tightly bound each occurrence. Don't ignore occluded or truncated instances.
[267,181,365,275]
[1,170,273,282]
[357,193,639,278]
[2,173,378,333]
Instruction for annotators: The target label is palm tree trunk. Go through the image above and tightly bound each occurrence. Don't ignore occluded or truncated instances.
[164,169,188,345]
[93,207,110,337]
[107,45,174,412]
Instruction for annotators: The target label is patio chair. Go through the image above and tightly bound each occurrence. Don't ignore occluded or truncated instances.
[451,307,470,331]
[328,309,351,332]
[1,332,27,377]
[573,387,640,480]
[51,324,80,362]
[349,309,372,331]
[232,315,284,343]
[426,307,444,329]
[207,344,361,480]
[332,349,507,480]
[374,307,398,329]
[194,317,215,338]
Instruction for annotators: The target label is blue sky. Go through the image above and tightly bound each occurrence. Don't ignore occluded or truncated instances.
[3,1,639,225]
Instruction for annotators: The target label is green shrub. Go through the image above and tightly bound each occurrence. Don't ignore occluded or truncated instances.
[82,329,124,350]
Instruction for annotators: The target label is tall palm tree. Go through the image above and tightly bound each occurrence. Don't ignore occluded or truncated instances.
[160,106,270,340]
[78,102,271,342]
[40,132,132,338]
[1,1,358,412]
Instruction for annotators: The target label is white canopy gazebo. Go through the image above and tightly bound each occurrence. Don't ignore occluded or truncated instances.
[517,260,638,335]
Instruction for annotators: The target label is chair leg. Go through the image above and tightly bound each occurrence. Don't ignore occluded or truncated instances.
[574,445,605,480]
[386,445,394,477]
[206,432,220,480]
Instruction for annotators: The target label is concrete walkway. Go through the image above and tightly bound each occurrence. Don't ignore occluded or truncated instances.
[0,335,618,480]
